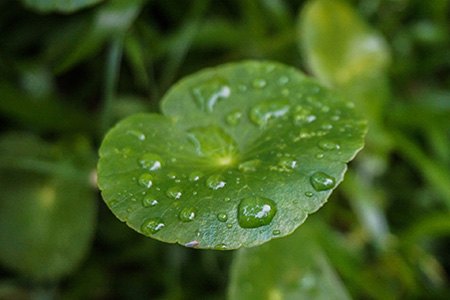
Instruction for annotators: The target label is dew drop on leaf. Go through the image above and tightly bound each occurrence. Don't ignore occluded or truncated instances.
[188,171,203,182]
[166,186,183,199]
[138,153,163,171]
[179,207,197,222]
[226,110,243,126]
[272,229,281,235]
[138,173,153,188]
[238,159,261,173]
[310,172,336,191]
[249,100,290,127]
[217,213,228,222]
[237,196,277,228]
[252,78,267,89]
[206,174,226,190]
[142,195,158,207]
[305,191,314,197]
[191,78,231,112]
[318,140,340,151]
[141,218,165,235]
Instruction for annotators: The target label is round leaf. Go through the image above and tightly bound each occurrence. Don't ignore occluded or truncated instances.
[98,60,366,249]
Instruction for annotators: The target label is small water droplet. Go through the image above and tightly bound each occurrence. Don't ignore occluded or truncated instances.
[310,172,336,191]
[142,195,158,207]
[189,171,203,182]
[238,159,261,173]
[141,218,165,235]
[252,78,267,89]
[138,173,153,188]
[127,130,145,140]
[185,240,199,248]
[217,213,228,222]
[315,153,324,159]
[277,157,297,171]
[226,223,233,229]
[191,78,230,112]
[224,197,231,202]
[138,153,163,171]
[206,174,226,190]
[108,199,119,206]
[214,243,227,250]
[167,172,177,179]
[237,196,277,228]
[278,76,289,85]
[305,191,314,197]
[179,207,196,222]
[250,100,290,127]
[272,229,281,235]
[318,140,340,151]
[166,186,183,199]
[226,110,243,126]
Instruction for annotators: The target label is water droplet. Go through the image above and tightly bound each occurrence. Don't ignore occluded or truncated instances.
[215,243,227,250]
[206,174,226,190]
[315,153,324,159]
[310,172,336,191]
[138,153,163,171]
[318,140,340,151]
[226,110,243,126]
[305,191,314,197]
[138,173,153,188]
[226,223,233,229]
[179,207,196,222]
[292,106,315,125]
[278,76,289,85]
[108,199,119,206]
[238,159,261,173]
[127,130,145,141]
[237,196,277,228]
[166,186,183,199]
[141,218,165,235]
[185,240,199,248]
[272,229,281,235]
[277,157,297,171]
[167,172,177,179]
[142,195,158,207]
[217,213,228,222]
[189,171,203,182]
[224,197,231,202]
[191,78,230,112]
[187,126,238,166]
[252,78,267,89]
[249,100,290,127]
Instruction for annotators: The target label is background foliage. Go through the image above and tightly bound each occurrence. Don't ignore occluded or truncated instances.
[0,0,449,299]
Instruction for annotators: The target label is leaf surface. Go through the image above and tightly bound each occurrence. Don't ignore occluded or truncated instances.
[98,61,366,249]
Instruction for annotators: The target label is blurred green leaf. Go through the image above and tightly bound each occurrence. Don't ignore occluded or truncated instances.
[97,61,366,249]
[21,0,104,13]
[228,220,351,300]
[299,0,390,86]
[0,133,96,281]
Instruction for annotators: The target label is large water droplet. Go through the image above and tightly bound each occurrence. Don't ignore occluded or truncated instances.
[141,218,165,235]
[318,140,340,151]
[138,153,163,171]
[179,207,196,222]
[187,126,238,166]
[138,173,153,188]
[238,159,261,173]
[310,172,336,191]
[237,196,277,228]
[166,186,183,199]
[226,110,243,126]
[142,195,159,207]
[189,171,203,182]
[249,100,290,127]
[206,174,226,190]
[191,78,230,112]
[217,213,228,222]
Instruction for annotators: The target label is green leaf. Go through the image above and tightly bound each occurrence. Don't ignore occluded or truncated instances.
[0,133,96,281]
[21,0,104,13]
[228,220,351,299]
[299,0,390,86]
[97,60,366,249]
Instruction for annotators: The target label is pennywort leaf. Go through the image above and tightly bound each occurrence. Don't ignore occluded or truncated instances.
[97,60,366,249]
